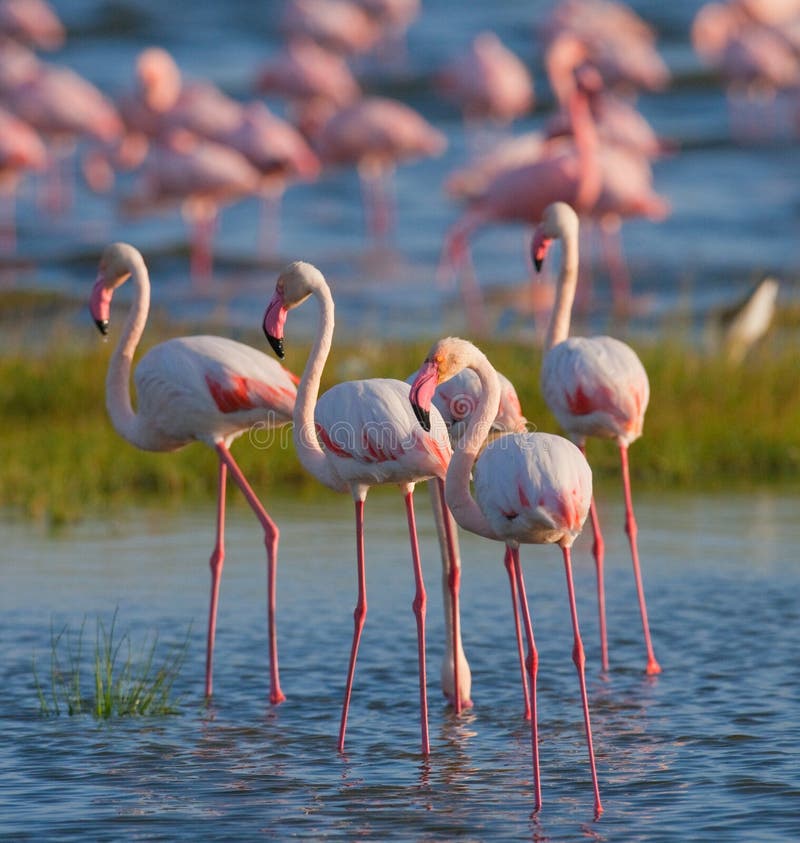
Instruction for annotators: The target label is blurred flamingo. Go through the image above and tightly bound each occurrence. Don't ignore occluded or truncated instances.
[123,130,263,284]
[0,103,47,249]
[408,336,602,817]
[534,201,661,675]
[436,32,534,148]
[308,96,446,238]
[281,0,381,55]
[0,0,64,50]
[262,260,454,756]
[89,242,297,703]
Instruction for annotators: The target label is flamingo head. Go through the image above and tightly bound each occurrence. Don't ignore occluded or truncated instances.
[263,260,325,359]
[409,336,482,432]
[531,200,579,271]
[90,242,141,335]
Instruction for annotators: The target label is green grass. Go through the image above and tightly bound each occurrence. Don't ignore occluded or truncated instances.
[2,331,799,525]
[34,609,190,718]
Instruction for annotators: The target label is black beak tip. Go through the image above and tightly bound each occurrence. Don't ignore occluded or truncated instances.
[412,403,431,432]
[265,332,285,359]
[95,319,109,336]
[534,256,543,273]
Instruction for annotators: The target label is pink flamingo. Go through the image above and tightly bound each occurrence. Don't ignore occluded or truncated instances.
[534,201,661,676]
[262,260,454,755]
[408,364,534,718]
[0,43,123,211]
[89,242,296,703]
[0,0,64,50]
[281,0,381,55]
[436,32,534,138]
[309,95,447,238]
[123,131,263,283]
[255,37,362,111]
[0,103,47,249]
[409,336,602,817]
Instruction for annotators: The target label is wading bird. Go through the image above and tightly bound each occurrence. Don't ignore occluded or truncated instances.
[534,201,660,675]
[262,260,454,755]
[89,242,297,703]
[409,336,602,816]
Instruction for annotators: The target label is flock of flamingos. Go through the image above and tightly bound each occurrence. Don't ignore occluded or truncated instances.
[5,0,800,820]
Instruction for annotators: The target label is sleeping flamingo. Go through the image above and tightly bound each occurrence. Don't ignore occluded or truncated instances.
[534,201,660,675]
[408,336,602,817]
[89,243,296,704]
[262,260,454,756]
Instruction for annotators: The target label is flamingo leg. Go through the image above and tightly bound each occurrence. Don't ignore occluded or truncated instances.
[205,458,227,699]
[215,442,285,705]
[511,546,541,813]
[619,444,661,675]
[503,546,531,720]
[339,497,368,753]
[562,544,603,818]
[432,478,471,713]
[598,214,632,319]
[403,488,430,756]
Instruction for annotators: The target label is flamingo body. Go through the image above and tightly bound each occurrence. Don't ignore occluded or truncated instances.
[127,336,295,451]
[474,431,592,545]
[313,378,451,489]
[542,335,648,445]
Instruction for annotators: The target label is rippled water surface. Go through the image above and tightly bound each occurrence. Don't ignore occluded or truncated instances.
[2,491,799,841]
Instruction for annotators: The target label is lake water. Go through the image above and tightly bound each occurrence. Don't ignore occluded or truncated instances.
[3,0,799,344]
[2,490,799,841]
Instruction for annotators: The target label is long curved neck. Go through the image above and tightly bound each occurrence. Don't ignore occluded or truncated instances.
[106,255,150,446]
[292,282,343,491]
[445,350,501,541]
[544,223,580,351]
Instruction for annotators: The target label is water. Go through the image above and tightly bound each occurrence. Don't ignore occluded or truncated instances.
[4,1,799,343]
[2,490,800,840]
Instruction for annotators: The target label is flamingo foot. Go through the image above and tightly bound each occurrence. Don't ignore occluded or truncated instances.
[645,658,662,676]
[270,688,287,705]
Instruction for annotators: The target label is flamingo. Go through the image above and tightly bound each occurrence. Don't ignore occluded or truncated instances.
[307,96,447,238]
[435,32,534,141]
[408,336,602,817]
[533,201,661,675]
[262,260,454,755]
[88,242,297,704]
[407,364,534,717]
[0,0,64,51]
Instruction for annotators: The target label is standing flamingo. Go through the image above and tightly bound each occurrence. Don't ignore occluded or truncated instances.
[89,242,296,704]
[262,260,454,756]
[534,201,660,675]
[409,336,602,817]
[407,364,533,718]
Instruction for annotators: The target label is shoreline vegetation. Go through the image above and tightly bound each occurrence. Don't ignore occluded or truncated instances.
[2,305,799,525]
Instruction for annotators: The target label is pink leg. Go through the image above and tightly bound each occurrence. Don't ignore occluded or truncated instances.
[205,459,227,699]
[404,489,430,756]
[215,443,285,704]
[579,444,608,673]
[339,498,368,753]
[503,546,531,720]
[435,478,467,714]
[562,545,603,818]
[599,214,632,318]
[619,444,661,675]
[510,547,541,812]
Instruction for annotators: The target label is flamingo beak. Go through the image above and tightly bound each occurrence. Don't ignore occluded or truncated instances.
[89,275,113,336]
[532,232,552,273]
[263,290,287,359]
[409,360,438,432]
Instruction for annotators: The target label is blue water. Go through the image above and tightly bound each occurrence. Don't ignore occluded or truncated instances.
[2,491,800,840]
[5,0,799,341]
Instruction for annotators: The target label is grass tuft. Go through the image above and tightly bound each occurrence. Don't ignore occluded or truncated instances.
[34,609,190,718]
